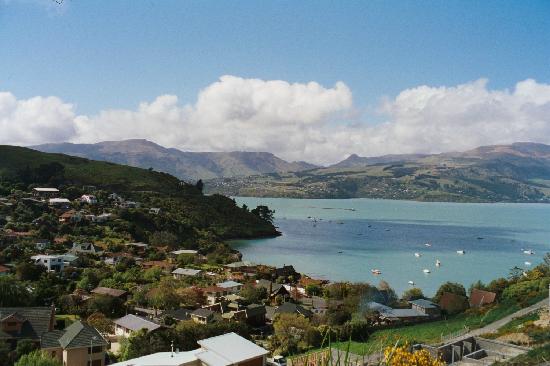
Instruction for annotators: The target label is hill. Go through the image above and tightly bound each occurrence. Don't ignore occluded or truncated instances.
[0,145,279,239]
[33,140,318,181]
[205,142,550,203]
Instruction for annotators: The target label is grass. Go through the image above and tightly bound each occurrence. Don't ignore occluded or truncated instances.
[332,302,521,356]
[496,343,550,365]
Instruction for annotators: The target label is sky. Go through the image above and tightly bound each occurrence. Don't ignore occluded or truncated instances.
[1,0,550,164]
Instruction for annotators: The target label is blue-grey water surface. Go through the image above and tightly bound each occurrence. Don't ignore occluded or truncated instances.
[232,198,550,296]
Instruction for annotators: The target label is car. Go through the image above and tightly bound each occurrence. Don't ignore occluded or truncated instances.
[268,355,287,366]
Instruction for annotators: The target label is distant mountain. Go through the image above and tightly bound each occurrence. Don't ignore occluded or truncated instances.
[206,142,550,203]
[32,140,318,181]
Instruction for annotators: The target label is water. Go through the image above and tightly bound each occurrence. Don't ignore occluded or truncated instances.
[232,198,550,296]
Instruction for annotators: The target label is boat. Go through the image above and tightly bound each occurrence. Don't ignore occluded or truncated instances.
[456,250,465,255]
[425,243,432,247]
[423,269,431,274]
[414,252,422,258]
[408,281,415,286]
[523,249,534,255]
[524,261,532,266]
[435,259,441,267]
[371,269,382,275]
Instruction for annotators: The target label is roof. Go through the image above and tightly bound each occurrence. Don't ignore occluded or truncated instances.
[246,304,266,317]
[225,261,256,268]
[0,307,54,340]
[112,350,201,366]
[192,308,214,318]
[49,198,71,204]
[164,309,192,321]
[383,308,428,318]
[217,281,242,289]
[197,332,268,364]
[275,302,313,318]
[409,299,439,309]
[171,249,198,255]
[366,301,393,313]
[125,242,149,248]
[203,286,226,293]
[256,279,285,294]
[114,314,161,332]
[470,288,497,307]
[172,268,202,276]
[34,188,59,192]
[42,321,108,349]
[0,265,10,273]
[91,287,127,298]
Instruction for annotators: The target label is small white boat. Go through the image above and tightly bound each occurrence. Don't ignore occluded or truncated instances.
[524,261,532,266]
[523,249,534,255]
[371,269,382,275]
[423,268,431,274]
[522,271,529,277]
[435,259,441,267]
[408,281,415,286]
[457,250,465,255]
[425,243,432,247]
[414,252,422,258]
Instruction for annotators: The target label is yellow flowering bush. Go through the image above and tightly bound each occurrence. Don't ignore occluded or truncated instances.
[384,344,445,366]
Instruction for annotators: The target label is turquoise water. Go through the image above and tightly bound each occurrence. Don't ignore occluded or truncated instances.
[232,198,550,296]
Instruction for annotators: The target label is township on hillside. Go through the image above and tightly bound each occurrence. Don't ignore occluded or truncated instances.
[1,180,550,366]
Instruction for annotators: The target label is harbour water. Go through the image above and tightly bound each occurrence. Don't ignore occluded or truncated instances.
[232,197,550,296]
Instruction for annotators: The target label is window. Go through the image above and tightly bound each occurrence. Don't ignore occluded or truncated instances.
[7,322,16,326]
[88,346,103,354]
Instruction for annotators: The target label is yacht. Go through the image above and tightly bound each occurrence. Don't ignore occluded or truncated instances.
[414,252,422,258]
[371,269,382,275]
[423,268,431,274]
[435,259,441,267]
[408,281,415,286]
[524,261,532,266]
[523,249,535,255]
[425,243,432,247]
[456,250,465,255]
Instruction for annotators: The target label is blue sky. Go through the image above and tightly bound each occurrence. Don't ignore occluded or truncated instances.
[2,0,549,114]
[1,1,550,163]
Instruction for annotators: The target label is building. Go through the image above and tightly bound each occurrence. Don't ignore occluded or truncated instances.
[71,242,101,255]
[0,306,55,349]
[80,194,98,204]
[113,314,162,338]
[59,210,82,223]
[41,321,108,366]
[203,286,229,305]
[409,299,441,318]
[469,288,497,308]
[365,302,430,324]
[149,207,161,215]
[217,281,243,294]
[274,302,313,319]
[35,239,51,251]
[32,187,59,198]
[49,198,72,210]
[172,268,202,279]
[256,280,290,302]
[91,287,128,299]
[171,249,199,256]
[0,264,10,276]
[31,254,65,272]
[113,332,268,366]
[190,308,215,324]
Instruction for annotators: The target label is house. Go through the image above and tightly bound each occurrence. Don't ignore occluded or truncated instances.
[112,332,268,366]
[119,201,140,209]
[142,260,174,272]
[217,280,243,294]
[94,213,112,223]
[31,254,65,272]
[103,252,134,266]
[80,194,98,204]
[173,268,202,279]
[41,321,108,366]
[0,306,55,349]
[203,286,229,305]
[0,264,10,276]
[409,299,441,318]
[256,280,290,301]
[274,302,313,319]
[365,301,429,323]
[274,265,300,281]
[171,249,199,256]
[49,198,72,210]
[91,287,128,299]
[60,253,79,267]
[469,288,497,308]
[108,193,123,202]
[113,314,161,337]
[125,242,149,254]
[149,207,161,215]
[191,308,215,324]
[35,239,51,250]
[71,242,100,255]
[32,187,59,198]
[59,210,82,223]
[164,308,192,323]
[438,292,470,314]
[244,304,267,327]
[301,296,343,315]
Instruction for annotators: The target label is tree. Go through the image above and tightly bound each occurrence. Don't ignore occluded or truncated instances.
[0,275,31,306]
[384,344,444,366]
[177,287,206,308]
[14,351,62,366]
[402,288,425,301]
[433,282,466,303]
[16,261,46,281]
[239,284,267,304]
[251,205,275,224]
[149,231,178,248]
[272,313,314,355]
[147,278,182,310]
[14,339,38,361]
[87,312,114,336]
[86,295,125,318]
[195,179,204,193]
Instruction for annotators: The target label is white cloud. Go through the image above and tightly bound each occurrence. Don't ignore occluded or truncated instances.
[2,76,550,165]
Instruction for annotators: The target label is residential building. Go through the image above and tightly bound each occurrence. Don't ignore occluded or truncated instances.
[149,207,161,215]
[31,254,65,272]
[113,332,268,366]
[113,314,162,338]
[0,306,55,348]
[217,280,243,294]
[59,210,82,223]
[80,194,98,204]
[172,268,202,279]
[256,280,290,302]
[35,239,51,251]
[171,249,198,256]
[33,187,59,198]
[274,302,313,319]
[49,198,72,210]
[469,288,497,308]
[191,308,215,324]
[41,321,108,366]
[203,286,229,305]
[91,287,128,299]
[71,242,100,255]
[409,299,441,318]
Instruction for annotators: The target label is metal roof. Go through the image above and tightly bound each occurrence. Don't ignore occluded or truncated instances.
[114,314,161,332]
[197,332,268,364]
[112,350,201,366]
[172,268,202,276]
[217,281,242,289]
[409,299,439,309]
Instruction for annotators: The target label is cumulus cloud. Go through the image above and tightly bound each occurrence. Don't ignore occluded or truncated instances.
[2,76,550,165]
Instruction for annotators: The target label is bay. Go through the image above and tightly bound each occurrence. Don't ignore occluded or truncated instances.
[232,198,550,296]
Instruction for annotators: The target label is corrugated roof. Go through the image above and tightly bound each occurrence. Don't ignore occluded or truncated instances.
[114,314,161,332]
[409,299,438,309]
[197,332,268,364]
[112,350,201,366]
[192,308,214,318]
[172,268,202,276]
[217,281,242,289]
[92,287,127,298]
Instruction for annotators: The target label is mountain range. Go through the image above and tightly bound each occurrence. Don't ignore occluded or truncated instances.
[33,139,317,181]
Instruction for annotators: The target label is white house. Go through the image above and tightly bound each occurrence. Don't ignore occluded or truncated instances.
[217,280,243,294]
[31,254,65,272]
[172,268,202,279]
[113,314,161,338]
[112,332,268,366]
[80,194,98,204]
[33,187,59,198]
